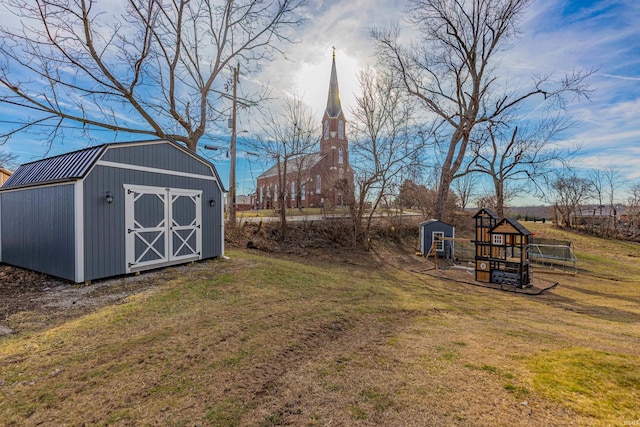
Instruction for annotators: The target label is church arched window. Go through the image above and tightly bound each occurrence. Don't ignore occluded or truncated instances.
[324,121,329,139]
[316,174,321,194]
[291,181,295,200]
[338,147,343,164]
[338,120,344,139]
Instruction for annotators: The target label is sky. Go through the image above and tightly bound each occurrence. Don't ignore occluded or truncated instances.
[1,0,639,205]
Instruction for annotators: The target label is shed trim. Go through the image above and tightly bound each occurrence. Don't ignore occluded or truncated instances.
[0,179,80,193]
[104,139,223,186]
[220,188,225,257]
[95,160,218,182]
[74,181,85,282]
[0,196,2,262]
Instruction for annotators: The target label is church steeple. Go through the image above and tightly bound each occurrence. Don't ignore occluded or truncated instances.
[320,47,349,178]
[325,47,342,118]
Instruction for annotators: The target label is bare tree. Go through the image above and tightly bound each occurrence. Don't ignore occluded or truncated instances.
[452,172,478,213]
[550,171,591,228]
[588,168,607,235]
[627,182,640,240]
[397,178,457,218]
[587,167,626,236]
[254,95,318,239]
[604,167,625,236]
[467,114,577,217]
[0,0,305,151]
[397,179,429,215]
[349,68,419,249]
[372,0,592,220]
[0,150,18,170]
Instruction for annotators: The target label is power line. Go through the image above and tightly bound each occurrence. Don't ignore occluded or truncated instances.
[0,119,130,131]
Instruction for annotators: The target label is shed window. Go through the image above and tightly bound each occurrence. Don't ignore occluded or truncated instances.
[493,234,504,245]
[433,231,444,251]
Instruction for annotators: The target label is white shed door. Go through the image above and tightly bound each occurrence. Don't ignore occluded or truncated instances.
[125,185,202,272]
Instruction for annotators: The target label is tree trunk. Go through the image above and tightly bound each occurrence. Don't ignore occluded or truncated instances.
[495,179,505,218]
[434,173,452,220]
[277,159,287,241]
[279,191,287,240]
[185,139,197,152]
[351,191,365,249]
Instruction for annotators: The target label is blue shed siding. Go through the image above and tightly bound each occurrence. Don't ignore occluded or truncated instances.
[0,184,76,281]
[420,221,455,256]
[82,165,223,281]
[0,139,224,283]
[100,142,213,177]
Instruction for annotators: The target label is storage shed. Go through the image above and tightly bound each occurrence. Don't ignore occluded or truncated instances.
[0,139,225,283]
[419,219,455,258]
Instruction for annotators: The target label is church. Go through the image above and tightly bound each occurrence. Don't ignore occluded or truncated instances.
[255,52,354,210]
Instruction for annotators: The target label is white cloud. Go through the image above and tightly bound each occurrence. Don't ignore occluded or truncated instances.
[2,0,640,198]
[254,0,403,118]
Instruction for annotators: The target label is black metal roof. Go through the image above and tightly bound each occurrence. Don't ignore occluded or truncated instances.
[2,145,107,189]
[1,139,224,191]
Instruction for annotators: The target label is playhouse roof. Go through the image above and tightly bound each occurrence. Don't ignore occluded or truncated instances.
[491,217,532,236]
[1,139,223,191]
[473,208,499,219]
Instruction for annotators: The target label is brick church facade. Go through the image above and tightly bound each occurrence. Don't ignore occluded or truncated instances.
[255,52,354,210]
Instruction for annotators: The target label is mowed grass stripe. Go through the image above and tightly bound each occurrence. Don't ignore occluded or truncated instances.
[0,224,638,426]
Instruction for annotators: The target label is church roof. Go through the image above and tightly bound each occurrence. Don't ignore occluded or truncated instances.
[325,51,342,118]
[257,152,326,179]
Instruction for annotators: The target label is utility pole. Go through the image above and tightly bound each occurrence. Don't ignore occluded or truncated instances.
[229,64,239,228]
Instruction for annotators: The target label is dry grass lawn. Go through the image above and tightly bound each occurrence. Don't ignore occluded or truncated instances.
[1,222,639,426]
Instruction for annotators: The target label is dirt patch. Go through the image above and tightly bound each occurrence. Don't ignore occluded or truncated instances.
[0,265,177,335]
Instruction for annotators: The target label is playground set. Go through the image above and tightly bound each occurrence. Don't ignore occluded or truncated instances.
[421,208,577,290]
[474,208,531,287]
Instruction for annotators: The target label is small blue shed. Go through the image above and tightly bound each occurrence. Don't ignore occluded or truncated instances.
[419,219,455,258]
[0,139,225,283]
